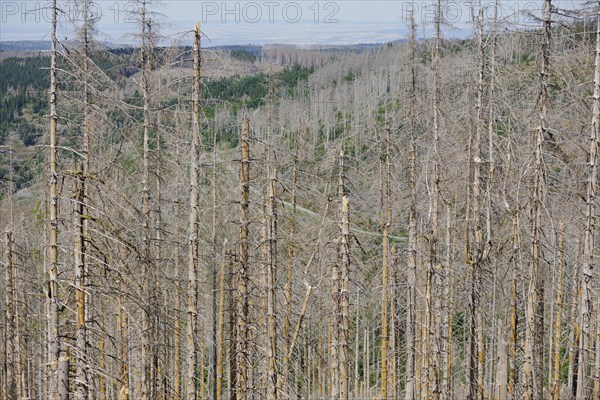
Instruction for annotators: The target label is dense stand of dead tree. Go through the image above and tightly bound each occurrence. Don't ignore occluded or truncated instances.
[3,1,600,399]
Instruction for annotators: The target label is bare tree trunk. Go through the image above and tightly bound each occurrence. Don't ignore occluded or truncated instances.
[428,2,442,397]
[467,10,488,400]
[236,117,251,400]
[119,247,130,400]
[577,6,600,399]
[48,1,61,397]
[594,294,600,399]
[212,121,219,400]
[380,117,392,400]
[389,247,398,400]
[280,127,300,397]
[98,298,106,400]
[140,1,153,397]
[444,205,454,400]
[404,9,418,400]
[552,224,565,400]
[266,159,279,400]
[495,334,508,400]
[75,2,92,396]
[577,7,600,400]
[331,241,340,400]
[5,229,16,399]
[508,211,519,397]
[58,353,70,400]
[174,246,181,400]
[186,21,202,400]
[339,148,350,400]
[523,2,551,399]
[228,252,238,400]
[485,3,500,397]
[568,261,580,398]
[216,246,227,400]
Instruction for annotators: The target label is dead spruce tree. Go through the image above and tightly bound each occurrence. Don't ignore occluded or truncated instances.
[338,147,350,400]
[186,22,202,400]
[404,9,418,400]
[466,9,489,400]
[523,1,551,399]
[424,0,443,397]
[577,4,600,399]
[236,116,251,400]
[73,1,94,397]
[47,1,67,397]
[5,228,16,399]
[380,116,392,400]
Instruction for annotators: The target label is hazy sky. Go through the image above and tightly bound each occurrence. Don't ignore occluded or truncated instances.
[0,1,588,46]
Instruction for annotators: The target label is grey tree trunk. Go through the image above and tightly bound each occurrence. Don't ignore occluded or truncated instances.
[404,10,418,400]
[236,117,251,400]
[524,2,551,399]
[75,2,92,397]
[577,5,600,399]
[48,1,62,397]
[5,229,17,399]
[139,1,153,397]
[339,147,350,400]
[186,21,202,400]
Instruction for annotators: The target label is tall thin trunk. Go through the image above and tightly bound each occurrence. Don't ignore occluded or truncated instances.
[154,118,163,399]
[140,1,153,397]
[47,1,61,397]
[577,6,600,399]
[405,10,418,400]
[331,241,340,399]
[552,224,565,400]
[594,294,600,398]
[236,116,251,400]
[212,117,219,400]
[485,3,499,397]
[428,1,442,396]
[467,9,487,400]
[339,147,350,400]
[75,2,92,396]
[595,297,600,399]
[174,243,181,400]
[98,298,106,399]
[266,157,279,400]
[119,247,130,400]
[187,21,202,400]
[508,211,519,396]
[568,263,580,397]
[5,229,16,399]
[216,246,227,400]
[524,2,551,399]
[495,334,508,400]
[228,252,238,400]
[444,204,454,400]
[281,127,300,396]
[389,247,398,400]
[380,117,392,400]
